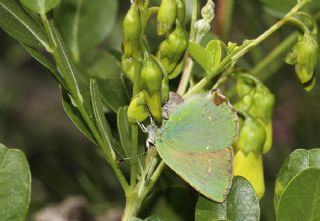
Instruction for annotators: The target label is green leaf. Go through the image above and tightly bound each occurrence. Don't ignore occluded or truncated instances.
[22,44,68,89]
[195,176,260,221]
[0,0,50,49]
[84,51,128,112]
[20,0,60,14]
[188,41,214,72]
[276,168,320,221]
[205,40,223,70]
[55,0,118,60]
[274,148,320,211]
[0,143,31,221]
[49,21,83,103]
[61,87,97,144]
[90,79,116,159]
[117,106,131,157]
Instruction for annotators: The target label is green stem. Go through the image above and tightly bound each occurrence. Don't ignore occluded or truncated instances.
[177,0,198,95]
[122,192,142,221]
[130,125,139,188]
[144,161,165,195]
[184,1,306,97]
[130,51,141,188]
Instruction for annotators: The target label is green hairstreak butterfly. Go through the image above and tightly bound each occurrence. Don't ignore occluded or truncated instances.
[153,90,238,202]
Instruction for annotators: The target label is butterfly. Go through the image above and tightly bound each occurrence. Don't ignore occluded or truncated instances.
[144,90,238,202]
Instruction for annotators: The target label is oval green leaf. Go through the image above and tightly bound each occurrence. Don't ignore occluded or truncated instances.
[195,176,260,221]
[188,41,214,72]
[276,168,320,221]
[156,91,238,202]
[0,143,31,221]
[274,148,320,211]
[20,0,60,14]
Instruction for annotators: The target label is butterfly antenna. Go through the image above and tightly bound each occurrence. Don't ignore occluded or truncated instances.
[117,151,148,164]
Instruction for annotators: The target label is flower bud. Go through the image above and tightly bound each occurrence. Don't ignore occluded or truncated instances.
[123,3,141,42]
[157,0,177,35]
[161,77,169,103]
[140,54,163,95]
[201,0,215,21]
[194,19,211,39]
[122,3,142,57]
[157,20,187,74]
[144,91,162,122]
[295,32,319,90]
[234,89,255,112]
[127,92,149,123]
[121,56,142,82]
[236,76,255,98]
[249,83,275,122]
[235,116,266,154]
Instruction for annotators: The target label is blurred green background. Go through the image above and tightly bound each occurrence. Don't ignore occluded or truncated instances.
[0,0,319,220]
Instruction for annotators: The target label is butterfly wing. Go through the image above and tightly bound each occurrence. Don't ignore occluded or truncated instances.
[156,92,238,202]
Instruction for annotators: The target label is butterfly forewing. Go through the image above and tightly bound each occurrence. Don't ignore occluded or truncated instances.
[156,92,238,202]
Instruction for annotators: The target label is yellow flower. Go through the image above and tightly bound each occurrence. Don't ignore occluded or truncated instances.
[234,151,265,199]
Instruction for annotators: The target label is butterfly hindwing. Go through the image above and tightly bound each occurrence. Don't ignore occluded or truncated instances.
[156,92,238,202]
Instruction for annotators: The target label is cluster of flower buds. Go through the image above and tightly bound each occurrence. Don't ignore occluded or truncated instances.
[233,74,275,199]
[194,0,215,42]
[285,32,319,91]
[122,0,187,123]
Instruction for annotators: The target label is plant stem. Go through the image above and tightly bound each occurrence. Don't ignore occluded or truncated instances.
[130,125,139,188]
[177,0,198,95]
[184,1,306,97]
[130,52,142,189]
[122,192,141,221]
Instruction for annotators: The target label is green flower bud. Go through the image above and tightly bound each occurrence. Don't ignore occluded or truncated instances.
[144,91,162,122]
[236,76,255,98]
[161,77,169,103]
[249,83,275,122]
[140,54,163,95]
[157,20,187,74]
[235,115,266,154]
[121,56,142,82]
[234,89,255,112]
[157,0,177,35]
[295,32,319,88]
[123,3,142,56]
[176,0,186,24]
[127,92,149,123]
[123,3,141,42]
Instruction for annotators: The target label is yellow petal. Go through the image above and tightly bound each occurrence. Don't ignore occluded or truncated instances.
[234,151,265,199]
